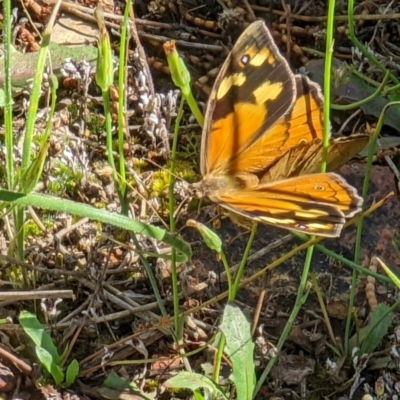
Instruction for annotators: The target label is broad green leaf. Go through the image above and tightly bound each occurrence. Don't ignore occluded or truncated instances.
[36,346,64,386]
[19,311,60,363]
[350,302,393,355]
[164,371,227,399]
[103,372,154,400]
[220,304,255,400]
[360,303,392,355]
[65,359,79,386]
[103,371,132,391]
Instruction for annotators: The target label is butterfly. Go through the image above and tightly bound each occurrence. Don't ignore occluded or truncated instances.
[191,20,369,237]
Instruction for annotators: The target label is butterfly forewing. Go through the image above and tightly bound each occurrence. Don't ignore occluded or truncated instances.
[201,20,296,176]
[223,75,328,175]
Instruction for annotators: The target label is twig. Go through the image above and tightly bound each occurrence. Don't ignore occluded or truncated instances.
[251,5,400,22]
[0,347,32,375]
[241,0,256,21]
[42,0,225,51]
[0,290,74,301]
[252,289,266,337]
[128,6,156,107]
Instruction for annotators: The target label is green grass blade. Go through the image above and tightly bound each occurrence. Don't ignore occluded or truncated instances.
[0,190,192,262]
[3,0,14,190]
[21,0,62,176]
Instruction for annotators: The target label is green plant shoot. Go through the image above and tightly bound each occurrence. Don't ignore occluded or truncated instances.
[163,41,204,127]
[94,4,113,92]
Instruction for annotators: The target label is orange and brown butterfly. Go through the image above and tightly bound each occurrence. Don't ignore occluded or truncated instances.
[191,20,369,237]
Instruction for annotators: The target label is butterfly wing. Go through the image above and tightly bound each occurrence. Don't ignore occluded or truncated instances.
[201,20,297,176]
[212,173,361,237]
[197,20,365,237]
[201,29,328,176]
[228,74,329,175]
[260,135,369,183]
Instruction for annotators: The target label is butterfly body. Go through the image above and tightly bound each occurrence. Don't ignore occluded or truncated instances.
[193,21,369,237]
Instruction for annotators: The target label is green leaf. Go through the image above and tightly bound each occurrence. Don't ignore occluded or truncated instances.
[359,303,393,355]
[19,141,50,193]
[103,372,153,400]
[220,304,255,400]
[0,190,191,262]
[65,359,79,386]
[36,347,64,385]
[336,74,400,132]
[164,371,227,399]
[19,311,60,363]
[103,371,132,391]
[378,257,400,289]
[193,391,205,400]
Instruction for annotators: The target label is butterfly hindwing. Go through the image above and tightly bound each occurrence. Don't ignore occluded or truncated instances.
[260,135,369,183]
[214,173,361,237]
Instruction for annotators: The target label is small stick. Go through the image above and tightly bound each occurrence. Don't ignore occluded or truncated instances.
[252,289,266,337]
[0,290,74,301]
